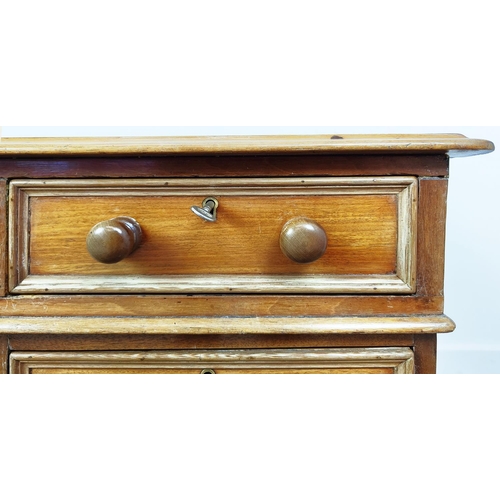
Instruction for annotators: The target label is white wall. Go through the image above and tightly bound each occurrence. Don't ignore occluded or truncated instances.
[3,126,499,373]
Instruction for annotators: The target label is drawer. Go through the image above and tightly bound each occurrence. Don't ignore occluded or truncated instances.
[9,348,415,374]
[9,177,417,294]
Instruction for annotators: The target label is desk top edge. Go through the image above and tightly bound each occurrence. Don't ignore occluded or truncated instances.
[0,134,494,158]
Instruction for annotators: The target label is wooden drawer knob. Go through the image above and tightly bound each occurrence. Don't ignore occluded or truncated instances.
[280,217,328,264]
[86,217,142,264]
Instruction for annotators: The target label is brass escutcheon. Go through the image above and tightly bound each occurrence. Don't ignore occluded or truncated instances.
[191,197,219,222]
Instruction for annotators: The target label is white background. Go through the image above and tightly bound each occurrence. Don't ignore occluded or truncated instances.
[3,125,499,373]
[1,1,498,498]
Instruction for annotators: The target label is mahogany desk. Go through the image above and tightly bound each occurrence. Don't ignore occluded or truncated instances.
[0,134,494,374]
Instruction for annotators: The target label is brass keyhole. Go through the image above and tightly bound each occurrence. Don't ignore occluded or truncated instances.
[191,198,219,222]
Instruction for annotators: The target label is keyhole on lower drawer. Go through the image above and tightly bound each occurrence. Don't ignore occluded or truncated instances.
[200,368,216,374]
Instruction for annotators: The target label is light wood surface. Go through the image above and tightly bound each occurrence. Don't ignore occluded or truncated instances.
[0,134,494,157]
[9,177,416,294]
[0,295,445,318]
[1,135,494,374]
[0,315,456,335]
[28,368,398,374]
[9,347,415,374]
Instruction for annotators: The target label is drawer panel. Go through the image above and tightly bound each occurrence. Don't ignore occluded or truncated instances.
[9,177,417,294]
[9,348,415,374]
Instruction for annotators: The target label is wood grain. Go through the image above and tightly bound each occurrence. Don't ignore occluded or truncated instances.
[413,334,437,374]
[0,315,456,335]
[0,295,445,318]
[280,217,328,263]
[0,335,8,374]
[27,367,397,374]
[28,194,397,276]
[0,154,451,179]
[7,333,415,351]
[10,177,417,294]
[0,134,494,157]
[86,217,142,264]
[0,179,6,296]
[1,133,490,375]
[417,179,448,297]
[9,347,415,374]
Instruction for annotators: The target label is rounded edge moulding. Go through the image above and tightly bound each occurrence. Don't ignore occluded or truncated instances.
[0,134,495,157]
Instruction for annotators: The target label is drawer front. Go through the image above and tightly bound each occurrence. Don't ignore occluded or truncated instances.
[9,177,417,294]
[9,348,415,374]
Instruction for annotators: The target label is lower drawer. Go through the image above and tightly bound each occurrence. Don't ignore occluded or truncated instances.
[10,347,415,374]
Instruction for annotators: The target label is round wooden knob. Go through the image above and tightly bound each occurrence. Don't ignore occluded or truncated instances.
[280,217,328,264]
[86,217,142,264]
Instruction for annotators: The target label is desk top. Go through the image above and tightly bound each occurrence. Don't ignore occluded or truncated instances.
[0,134,494,157]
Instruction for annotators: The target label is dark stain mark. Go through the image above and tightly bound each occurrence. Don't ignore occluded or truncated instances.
[331,135,343,140]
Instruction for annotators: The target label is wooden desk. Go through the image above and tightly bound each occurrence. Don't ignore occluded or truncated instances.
[0,134,494,374]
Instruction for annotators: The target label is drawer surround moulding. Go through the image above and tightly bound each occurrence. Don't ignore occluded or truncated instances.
[0,133,495,374]
[9,176,417,295]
